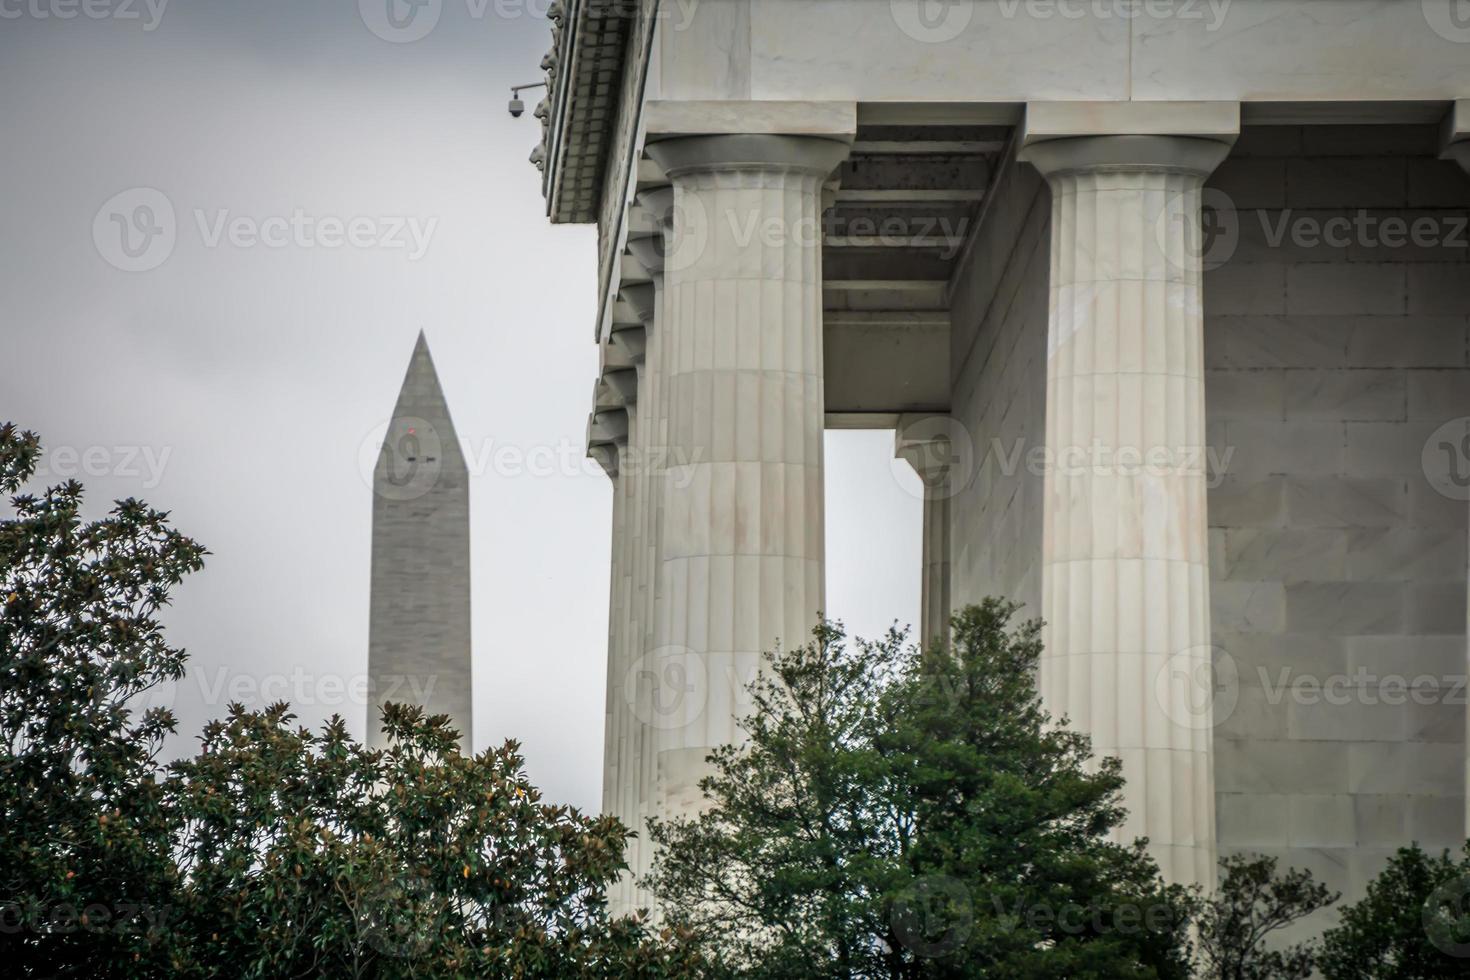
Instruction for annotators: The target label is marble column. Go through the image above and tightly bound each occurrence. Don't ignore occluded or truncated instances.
[601,365,641,838]
[1021,134,1231,889]
[589,403,629,825]
[624,190,673,910]
[614,273,661,913]
[642,134,849,823]
[608,300,651,913]
[895,415,954,650]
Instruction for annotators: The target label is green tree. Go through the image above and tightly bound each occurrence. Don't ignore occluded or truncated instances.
[165,702,700,978]
[1319,844,1470,980]
[646,599,1196,979]
[1195,854,1337,980]
[0,423,697,978]
[0,422,205,975]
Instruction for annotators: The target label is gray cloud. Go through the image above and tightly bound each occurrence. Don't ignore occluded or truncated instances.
[0,1,920,813]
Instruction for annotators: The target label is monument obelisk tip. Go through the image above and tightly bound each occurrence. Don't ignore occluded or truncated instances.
[366,332,472,754]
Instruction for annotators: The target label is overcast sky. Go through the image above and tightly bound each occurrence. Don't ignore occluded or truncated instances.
[0,0,920,813]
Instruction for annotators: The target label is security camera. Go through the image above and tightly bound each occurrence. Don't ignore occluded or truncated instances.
[508,81,546,119]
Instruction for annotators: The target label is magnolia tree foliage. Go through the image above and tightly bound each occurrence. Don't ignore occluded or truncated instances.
[161,704,702,978]
[645,601,1198,979]
[0,424,698,978]
[0,421,204,974]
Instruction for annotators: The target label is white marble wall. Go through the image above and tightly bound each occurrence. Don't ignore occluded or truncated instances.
[655,1,1470,107]
[911,122,1470,906]
[1205,123,1470,914]
[947,152,1051,616]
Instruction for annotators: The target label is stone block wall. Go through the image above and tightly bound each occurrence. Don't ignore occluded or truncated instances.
[946,153,1051,616]
[942,123,1467,913]
[1205,124,1470,907]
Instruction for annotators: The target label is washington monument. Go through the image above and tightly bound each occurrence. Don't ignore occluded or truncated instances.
[367,332,472,754]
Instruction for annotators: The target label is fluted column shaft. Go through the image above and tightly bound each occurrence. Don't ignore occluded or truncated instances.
[632,293,662,909]
[606,294,656,913]
[919,494,951,650]
[896,416,955,650]
[643,134,849,822]
[626,192,675,910]
[614,380,646,913]
[1023,134,1231,889]
[590,411,630,829]
[602,461,627,816]
[610,383,642,904]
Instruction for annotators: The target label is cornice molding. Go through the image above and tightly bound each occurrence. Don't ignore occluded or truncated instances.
[538,0,650,225]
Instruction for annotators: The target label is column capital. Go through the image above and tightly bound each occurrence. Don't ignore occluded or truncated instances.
[597,338,636,394]
[611,325,647,364]
[592,376,620,414]
[590,407,628,443]
[587,442,619,478]
[1020,134,1232,181]
[645,133,850,180]
[610,287,651,345]
[587,409,627,478]
[626,235,664,278]
[1020,101,1240,147]
[895,414,959,489]
[602,367,638,406]
[628,188,675,283]
[620,282,657,325]
[635,185,675,227]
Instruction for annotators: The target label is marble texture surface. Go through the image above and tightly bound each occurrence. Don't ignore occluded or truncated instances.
[1026,135,1231,888]
[1205,128,1470,912]
[648,1,1470,108]
[643,134,847,828]
[896,415,957,650]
